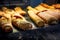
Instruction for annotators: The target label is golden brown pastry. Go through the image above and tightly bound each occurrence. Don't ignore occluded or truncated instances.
[37,12,58,24]
[12,14,32,30]
[0,11,13,33]
[2,8,33,30]
[27,6,58,24]
[40,3,55,9]
[28,10,44,27]
[35,4,60,20]
[35,5,48,12]
[14,7,26,15]
[27,6,39,13]
[52,4,60,9]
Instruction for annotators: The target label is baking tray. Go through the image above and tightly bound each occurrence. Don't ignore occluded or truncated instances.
[0,0,60,40]
[0,23,60,40]
[0,6,60,40]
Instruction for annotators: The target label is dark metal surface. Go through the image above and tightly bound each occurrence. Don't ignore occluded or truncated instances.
[0,24,60,40]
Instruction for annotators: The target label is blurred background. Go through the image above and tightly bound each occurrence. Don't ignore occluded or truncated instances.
[0,0,59,7]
